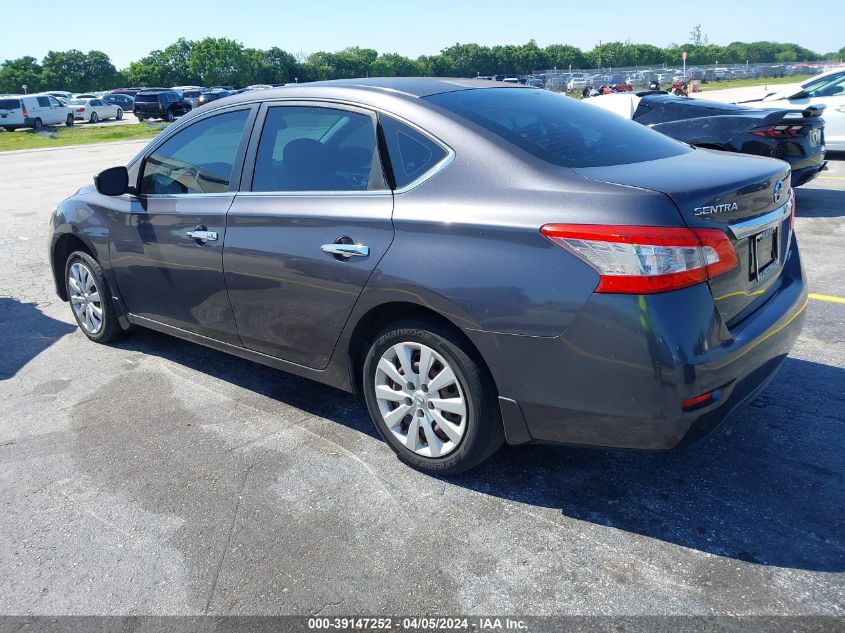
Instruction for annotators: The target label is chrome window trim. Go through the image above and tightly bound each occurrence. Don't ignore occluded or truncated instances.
[391,149,455,194]
[237,190,392,198]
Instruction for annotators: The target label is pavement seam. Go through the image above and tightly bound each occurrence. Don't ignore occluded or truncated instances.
[203,462,254,614]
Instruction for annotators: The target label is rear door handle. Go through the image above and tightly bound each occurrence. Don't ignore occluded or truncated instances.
[321,243,369,258]
[186,230,218,241]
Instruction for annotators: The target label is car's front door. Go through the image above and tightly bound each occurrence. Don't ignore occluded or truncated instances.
[109,106,255,344]
[224,102,394,369]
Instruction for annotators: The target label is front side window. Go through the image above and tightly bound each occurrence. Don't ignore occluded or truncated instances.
[252,106,379,192]
[380,116,449,188]
[806,75,845,98]
[426,88,690,168]
[140,109,249,195]
[36,96,50,107]
[48,97,62,107]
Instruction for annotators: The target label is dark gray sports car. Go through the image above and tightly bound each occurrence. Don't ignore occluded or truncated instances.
[49,78,807,473]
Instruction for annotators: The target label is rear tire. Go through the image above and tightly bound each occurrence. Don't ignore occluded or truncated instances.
[65,114,74,127]
[90,112,99,124]
[136,115,145,122]
[116,108,123,120]
[64,251,124,344]
[165,110,175,122]
[33,118,43,130]
[362,319,504,474]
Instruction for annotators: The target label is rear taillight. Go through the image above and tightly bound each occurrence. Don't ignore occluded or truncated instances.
[21,104,28,118]
[752,125,804,138]
[195,99,201,107]
[540,224,738,294]
[76,107,85,112]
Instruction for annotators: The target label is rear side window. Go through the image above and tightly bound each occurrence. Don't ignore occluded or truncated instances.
[252,106,379,192]
[379,116,449,188]
[0,99,21,110]
[140,110,249,195]
[426,88,690,168]
[37,96,51,107]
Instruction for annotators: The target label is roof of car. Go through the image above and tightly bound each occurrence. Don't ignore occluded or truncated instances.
[281,77,529,98]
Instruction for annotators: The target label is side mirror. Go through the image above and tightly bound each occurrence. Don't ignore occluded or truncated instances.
[94,166,129,196]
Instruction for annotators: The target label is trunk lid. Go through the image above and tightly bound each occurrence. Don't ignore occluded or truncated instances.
[574,149,792,326]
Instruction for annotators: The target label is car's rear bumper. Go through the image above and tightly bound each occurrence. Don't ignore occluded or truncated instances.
[469,234,807,450]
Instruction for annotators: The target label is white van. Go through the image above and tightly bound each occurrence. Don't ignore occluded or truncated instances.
[0,94,74,131]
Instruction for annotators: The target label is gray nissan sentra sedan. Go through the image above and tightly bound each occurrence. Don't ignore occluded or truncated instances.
[49,78,807,474]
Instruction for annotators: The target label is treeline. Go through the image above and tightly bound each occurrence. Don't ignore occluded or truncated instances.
[1,37,843,94]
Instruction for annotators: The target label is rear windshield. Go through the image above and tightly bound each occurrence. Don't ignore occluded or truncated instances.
[183,90,201,98]
[0,98,21,110]
[135,93,161,103]
[426,88,690,168]
[67,99,86,105]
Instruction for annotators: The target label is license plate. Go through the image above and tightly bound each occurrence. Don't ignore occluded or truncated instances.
[753,226,779,282]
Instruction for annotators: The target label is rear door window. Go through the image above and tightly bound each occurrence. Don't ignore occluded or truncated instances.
[140,109,250,195]
[251,106,380,192]
[0,99,21,110]
[426,88,690,168]
[379,116,449,188]
[36,96,51,107]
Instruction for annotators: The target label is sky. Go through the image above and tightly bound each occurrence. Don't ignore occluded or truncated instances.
[4,0,842,68]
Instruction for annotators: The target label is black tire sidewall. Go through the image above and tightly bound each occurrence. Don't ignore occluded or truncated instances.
[65,114,74,127]
[64,251,122,343]
[362,321,503,474]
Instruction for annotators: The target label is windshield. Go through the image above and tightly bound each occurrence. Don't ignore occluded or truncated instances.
[426,88,690,168]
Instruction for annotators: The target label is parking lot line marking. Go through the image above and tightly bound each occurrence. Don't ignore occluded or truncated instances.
[817,176,845,180]
[809,293,845,304]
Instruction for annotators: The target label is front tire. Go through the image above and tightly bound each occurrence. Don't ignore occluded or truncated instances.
[362,320,504,474]
[64,251,123,343]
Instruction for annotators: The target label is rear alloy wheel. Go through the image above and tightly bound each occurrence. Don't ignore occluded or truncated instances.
[363,320,504,474]
[65,114,74,127]
[90,112,99,124]
[116,108,123,120]
[65,251,123,343]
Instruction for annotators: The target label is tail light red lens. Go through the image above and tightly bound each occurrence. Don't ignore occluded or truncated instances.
[540,224,738,294]
[195,99,201,107]
[22,105,28,118]
[76,107,85,112]
[752,125,804,138]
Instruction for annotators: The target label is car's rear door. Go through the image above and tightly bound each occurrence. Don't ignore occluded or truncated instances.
[109,105,257,343]
[224,102,394,369]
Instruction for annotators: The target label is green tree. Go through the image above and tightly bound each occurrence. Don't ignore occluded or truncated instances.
[188,37,246,86]
[543,44,587,70]
[40,49,117,91]
[0,56,43,93]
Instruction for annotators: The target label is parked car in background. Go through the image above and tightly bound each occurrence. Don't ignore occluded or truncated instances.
[67,97,123,123]
[734,67,845,151]
[103,93,135,111]
[109,88,143,97]
[174,88,204,111]
[581,92,827,186]
[45,91,72,100]
[194,88,232,108]
[74,93,98,99]
[50,79,806,474]
[133,88,189,122]
[0,94,73,130]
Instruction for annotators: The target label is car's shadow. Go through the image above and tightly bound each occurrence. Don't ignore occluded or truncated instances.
[117,330,845,573]
[0,297,76,380]
[796,186,845,218]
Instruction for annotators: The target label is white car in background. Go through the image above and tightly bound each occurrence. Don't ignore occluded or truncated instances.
[735,67,845,151]
[67,97,123,123]
[0,94,74,130]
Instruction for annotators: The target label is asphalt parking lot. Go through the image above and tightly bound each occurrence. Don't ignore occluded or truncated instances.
[0,141,842,616]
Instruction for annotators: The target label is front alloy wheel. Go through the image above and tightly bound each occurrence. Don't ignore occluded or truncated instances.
[64,251,123,343]
[68,261,103,335]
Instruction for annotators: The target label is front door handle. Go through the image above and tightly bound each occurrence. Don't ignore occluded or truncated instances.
[321,243,369,258]
[187,229,218,242]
